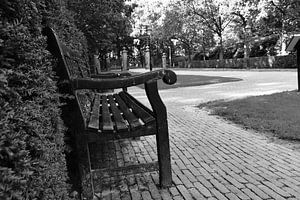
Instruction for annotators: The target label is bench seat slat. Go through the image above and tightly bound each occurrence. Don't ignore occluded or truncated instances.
[107,95,128,132]
[119,92,155,124]
[88,94,100,130]
[101,95,114,132]
[114,93,142,130]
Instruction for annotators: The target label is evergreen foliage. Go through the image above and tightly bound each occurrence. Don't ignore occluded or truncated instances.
[0,0,86,199]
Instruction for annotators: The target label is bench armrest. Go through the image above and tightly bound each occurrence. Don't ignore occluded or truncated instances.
[91,71,132,78]
[71,69,177,90]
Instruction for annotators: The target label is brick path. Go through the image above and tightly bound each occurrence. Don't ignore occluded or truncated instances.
[92,105,300,200]
[92,70,300,200]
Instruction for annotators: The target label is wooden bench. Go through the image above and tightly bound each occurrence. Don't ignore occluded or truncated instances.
[43,27,177,198]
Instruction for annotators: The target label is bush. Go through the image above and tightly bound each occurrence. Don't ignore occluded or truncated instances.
[0,0,86,199]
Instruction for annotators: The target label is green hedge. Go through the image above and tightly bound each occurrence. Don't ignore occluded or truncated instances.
[0,1,86,199]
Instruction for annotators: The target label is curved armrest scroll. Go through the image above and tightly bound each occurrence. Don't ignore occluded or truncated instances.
[162,69,177,85]
[71,69,177,90]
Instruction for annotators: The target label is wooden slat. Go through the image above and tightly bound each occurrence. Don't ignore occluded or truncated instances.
[87,123,156,142]
[64,57,73,77]
[101,95,114,132]
[88,94,100,130]
[107,95,128,132]
[75,92,90,127]
[119,92,155,124]
[114,94,142,130]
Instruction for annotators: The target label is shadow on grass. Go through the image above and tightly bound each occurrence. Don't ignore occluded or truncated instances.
[138,75,242,90]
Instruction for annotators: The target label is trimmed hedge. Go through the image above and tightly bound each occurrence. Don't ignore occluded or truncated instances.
[189,55,297,69]
[0,1,87,199]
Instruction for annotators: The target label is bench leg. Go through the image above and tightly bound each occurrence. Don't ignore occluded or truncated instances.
[145,81,172,187]
[76,131,94,199]
[156,120,172,187]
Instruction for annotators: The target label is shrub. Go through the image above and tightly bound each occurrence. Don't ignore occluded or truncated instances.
[0,0,86,199]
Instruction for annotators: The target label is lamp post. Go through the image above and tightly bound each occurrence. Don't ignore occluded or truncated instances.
[168,46,172,68]
[244,24,251,68]
[169,38,178,68]
[139,25,152,70]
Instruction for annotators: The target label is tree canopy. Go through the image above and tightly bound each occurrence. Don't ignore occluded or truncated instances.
[67,0,135,56]
[130,0,300,61]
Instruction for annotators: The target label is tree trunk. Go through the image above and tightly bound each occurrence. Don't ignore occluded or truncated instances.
[218,35,224,68]
[219,35,224,60]
[187,48,192,68]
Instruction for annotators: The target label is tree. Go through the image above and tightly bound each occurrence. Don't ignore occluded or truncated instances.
[256,0,300,54]
[184,0,234,60]
[67,0,134,59]
[129,0,170,67]
[161,1,214,67]
[230,0,260,58]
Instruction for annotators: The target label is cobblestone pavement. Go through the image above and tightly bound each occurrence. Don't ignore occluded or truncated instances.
[92,69,300,200]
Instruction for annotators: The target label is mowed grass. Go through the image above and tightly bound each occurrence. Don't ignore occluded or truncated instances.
[198,91,300,140]
[138,74,241,90]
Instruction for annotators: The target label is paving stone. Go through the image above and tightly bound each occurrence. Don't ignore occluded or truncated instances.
[177,173,194,188]
[182,169,198,183]
[257,185,286,200]
[187,165,201,176]
[172,174,182,185]
[282,187,300,199]
[169,186,180,197]
[176,185,193,200]
[245,184,269,199]
[188,188,205,199]
[148,182,161,200]
[175,159,187,170]
[210,188,229,200]
[193,182,212,198]
[225,193,240,200]
[172,196,184,200]
[129,188,142,200]
[141,191,153,200]
[211,172,229,185]
[160,189,172,200]
[210,179,230,194]
[196,176,214,188]
[222,174,245,189]
[262,181,292,198]
[239,173,260,185]
[227,185,250,200]
[241,188,261,200]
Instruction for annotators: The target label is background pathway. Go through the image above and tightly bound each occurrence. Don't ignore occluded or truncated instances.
[93,69,300,200]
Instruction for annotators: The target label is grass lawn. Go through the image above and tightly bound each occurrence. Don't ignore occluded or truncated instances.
[138,74,242,90]
[198,91,300,140]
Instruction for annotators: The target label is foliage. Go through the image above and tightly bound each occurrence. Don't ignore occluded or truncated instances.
[67,0,134,56]
[133,0,300,62]
[162,1,214,57]
[257,0,300,34]
[0,0,86,199]
[182,0,235,60]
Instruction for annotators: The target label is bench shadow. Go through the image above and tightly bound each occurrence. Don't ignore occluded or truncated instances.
[89,137,164,198]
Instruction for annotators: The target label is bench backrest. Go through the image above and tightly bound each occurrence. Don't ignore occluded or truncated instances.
[43,27,90,80]
[43,27,94,127]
